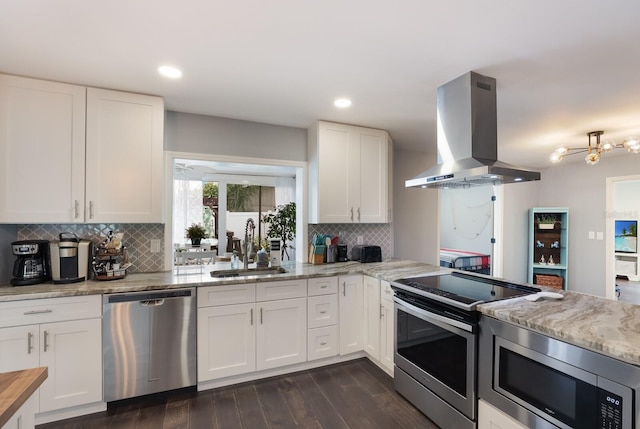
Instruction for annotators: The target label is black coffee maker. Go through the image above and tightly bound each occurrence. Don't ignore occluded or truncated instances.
[10,240,51,286]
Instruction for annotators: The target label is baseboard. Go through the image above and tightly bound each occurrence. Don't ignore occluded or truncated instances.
[197,351,367,391]
[35,401,107,425]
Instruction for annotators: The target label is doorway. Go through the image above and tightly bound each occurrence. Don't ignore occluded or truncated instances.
[605,175,640,301]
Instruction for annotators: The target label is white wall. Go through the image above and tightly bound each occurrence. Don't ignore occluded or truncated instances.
[393,150,439,265]
[164,111,307,161]
[501,180,540,283]
[440,186,494,254]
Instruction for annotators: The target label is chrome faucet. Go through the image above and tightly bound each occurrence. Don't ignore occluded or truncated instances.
[243,218,255,269]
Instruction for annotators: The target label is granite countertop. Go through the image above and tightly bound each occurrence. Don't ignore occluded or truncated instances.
[0,367,47,427]
[2,259,639,367]
[0,259,446,301]
[479,291,640,366]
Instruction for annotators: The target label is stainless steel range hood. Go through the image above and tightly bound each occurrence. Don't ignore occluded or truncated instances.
[406,71,540,189]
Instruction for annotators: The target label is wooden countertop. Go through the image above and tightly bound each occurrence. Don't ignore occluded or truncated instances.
[0,367,47,427]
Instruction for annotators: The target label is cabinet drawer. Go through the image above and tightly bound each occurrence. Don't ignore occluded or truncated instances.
[381,280,393,303]
[307,277,338,296]
[307,295,338,329]
[198,283,256,307]
[256,280,306,302]
[307,326,338,361]
[0,295,101,328]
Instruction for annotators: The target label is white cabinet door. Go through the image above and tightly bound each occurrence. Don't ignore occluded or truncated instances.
[356,128,389,223]
[308,121,391,224]
[85,88,164,223]
[0,74,86,223]
[380,295,395,374]
[478,399,529,429]
[338,275,364,355]
[363,276,381,360]
[38,318,102,412]
[256,298,307,371]
[0,325,39,373]
[197,303,256,381]
[3,391,36,429]
[316,122,354,223]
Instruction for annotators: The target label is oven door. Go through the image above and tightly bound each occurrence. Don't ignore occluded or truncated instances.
[394,295,476,419]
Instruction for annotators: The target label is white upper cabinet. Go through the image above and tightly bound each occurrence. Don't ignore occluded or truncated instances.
[0,74,86,223]
[0,74,164,223]
[308,121,391,223]
[85,88,164,223]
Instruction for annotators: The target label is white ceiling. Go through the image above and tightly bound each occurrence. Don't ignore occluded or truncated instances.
[2,0,640,169]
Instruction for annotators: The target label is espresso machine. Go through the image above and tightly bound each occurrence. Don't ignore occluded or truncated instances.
[49,232,91,284]
[10,240,51,286]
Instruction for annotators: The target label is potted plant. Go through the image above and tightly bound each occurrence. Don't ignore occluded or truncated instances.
[185,223,207,246]
[537,214,558,230]
[262,202,296,260]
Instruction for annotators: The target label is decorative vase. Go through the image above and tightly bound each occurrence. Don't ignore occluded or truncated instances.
[191,238,201,247]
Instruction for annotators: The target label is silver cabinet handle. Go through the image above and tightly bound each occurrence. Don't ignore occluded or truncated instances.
[24,309,52,315]
[27,332,33,354]
[350,207,354,221]
[89,201,94,219]
[320,310,327,314]
[260,308,263,324]
[74,200,80,219]
[320,342,327,346]
[320,285,327,289]
[357,207,361,221]
[380,304,384,319]
[250,308,254,325]
[342,282,346,296]
[43,330,49,352]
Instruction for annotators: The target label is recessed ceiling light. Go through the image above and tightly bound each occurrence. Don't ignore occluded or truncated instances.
[334,98,352,108]
[158,65,182,79]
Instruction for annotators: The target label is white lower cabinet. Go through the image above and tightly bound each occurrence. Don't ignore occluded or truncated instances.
[478,399,529,429]
[256,297,307,370]
[364,275,381,360]
[197,302,256,380]
[307,277,339,361]
[379,281,395,374]
[0,296,102,417]
[197,280,307,382]
[363,276,394,375]
[2,390,36,429]
[338,275,364,355]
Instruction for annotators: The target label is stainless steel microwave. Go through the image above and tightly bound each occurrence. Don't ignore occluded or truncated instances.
[479,317,640,429]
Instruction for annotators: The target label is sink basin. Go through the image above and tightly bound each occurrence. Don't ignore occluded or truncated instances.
[210,266,288,278]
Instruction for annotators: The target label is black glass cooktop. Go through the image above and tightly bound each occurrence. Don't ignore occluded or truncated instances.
[391,271,540,310]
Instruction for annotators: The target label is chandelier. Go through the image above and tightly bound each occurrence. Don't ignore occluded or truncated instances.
[550,131,640,165]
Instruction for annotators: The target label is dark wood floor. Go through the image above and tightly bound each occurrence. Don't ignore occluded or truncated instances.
[37,359,438,429]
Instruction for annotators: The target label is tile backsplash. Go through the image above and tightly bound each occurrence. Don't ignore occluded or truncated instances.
[15,222,392,274]
[18,224,165,273]
[308,223,393,260]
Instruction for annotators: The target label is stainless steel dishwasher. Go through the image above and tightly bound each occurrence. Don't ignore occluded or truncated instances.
[103,288,196,402]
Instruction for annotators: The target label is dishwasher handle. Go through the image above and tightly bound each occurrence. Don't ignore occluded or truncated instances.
[106,288,193,304]
[140,299,164,307]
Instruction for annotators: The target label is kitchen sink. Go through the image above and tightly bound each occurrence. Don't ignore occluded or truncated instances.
[210,266,288,278]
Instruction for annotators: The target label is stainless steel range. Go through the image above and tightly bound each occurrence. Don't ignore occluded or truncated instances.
[390,271,539,429]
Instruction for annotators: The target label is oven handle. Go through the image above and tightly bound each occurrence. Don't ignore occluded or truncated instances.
[393,296,474,333]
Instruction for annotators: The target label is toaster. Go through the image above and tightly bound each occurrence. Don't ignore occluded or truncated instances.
[351,245,382,263]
